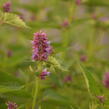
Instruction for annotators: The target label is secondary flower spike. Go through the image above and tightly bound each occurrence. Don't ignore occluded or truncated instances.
[39,69,51,80]
[76,0,81,5]
[103,72,109,89]
[3,2,11,12]
[32,31,52,61]
[6,101,18,109]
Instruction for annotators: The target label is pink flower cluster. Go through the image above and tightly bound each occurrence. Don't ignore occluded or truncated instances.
[39,69,51,80]
[3,2,11,12]
[76,0,81,5]
[103,72,109,89]
[6,101,18,109]
[32,31,52,61]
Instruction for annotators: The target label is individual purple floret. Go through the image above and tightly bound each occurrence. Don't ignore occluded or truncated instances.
[3,2,11,12]
[39,69,51,80]
[32,31,52,61]
[6,101,18,109]
[103,72,109,89]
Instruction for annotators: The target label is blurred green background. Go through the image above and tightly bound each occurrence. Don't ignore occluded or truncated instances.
[0,0,109,109]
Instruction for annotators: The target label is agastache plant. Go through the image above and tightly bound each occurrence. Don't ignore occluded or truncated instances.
[32,31,52,61]
[32,31,52,79]
[32,31,52,109]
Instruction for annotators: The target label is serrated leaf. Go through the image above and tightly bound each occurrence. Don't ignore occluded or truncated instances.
[0,11,28,28]
[48,56,68,72]
[4,13,28,28]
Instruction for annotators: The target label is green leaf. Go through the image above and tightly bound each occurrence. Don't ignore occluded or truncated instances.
[4,13,28,28]
[42,89,72,106]
[0,85,24,93]
[0,89,32,104]
[79,64,101,96]
[0,11,28,28]
[34,72,40,76]
[48,56,68,72]
[0,72,24,86]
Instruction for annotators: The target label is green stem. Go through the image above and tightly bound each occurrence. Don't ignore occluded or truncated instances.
[32,77,39,109]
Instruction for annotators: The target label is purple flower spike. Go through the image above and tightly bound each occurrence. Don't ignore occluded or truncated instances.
[3,2,11,12]
[6,101,18,109]
[103,72,109,89]
[40,69,51,80]
[32,31,52,61]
